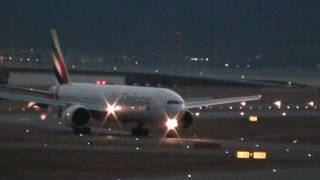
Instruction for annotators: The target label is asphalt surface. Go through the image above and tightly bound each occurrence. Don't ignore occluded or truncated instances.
[0,107,320,179]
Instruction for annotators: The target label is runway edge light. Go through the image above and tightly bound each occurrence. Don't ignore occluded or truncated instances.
[249,115,258,122]
[236,151,250,159]
[253,151,267,159]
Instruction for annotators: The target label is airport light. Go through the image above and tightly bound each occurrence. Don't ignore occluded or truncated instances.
[166,118,178,130]
[249,115,258,122]
[240,102,246,106]
[274,100,281,109]
[40,113,47,121]
[236,151,267,159]
[308,101,315,107]
[236,151,250,159]
[253,152,267,159]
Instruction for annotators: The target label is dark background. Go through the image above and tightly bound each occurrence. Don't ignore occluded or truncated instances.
[0,0,319,67]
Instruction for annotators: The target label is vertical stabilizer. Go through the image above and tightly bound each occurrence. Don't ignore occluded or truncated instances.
[51,29,70,85]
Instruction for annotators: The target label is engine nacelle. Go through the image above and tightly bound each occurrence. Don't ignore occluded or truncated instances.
[62,105,91,128]
[180,110,194,129]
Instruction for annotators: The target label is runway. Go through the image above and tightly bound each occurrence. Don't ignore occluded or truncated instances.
[0,109,320,179]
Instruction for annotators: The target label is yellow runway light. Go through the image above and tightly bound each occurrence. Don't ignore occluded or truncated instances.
[249,116,258,122]
[236,151,250,159]
[236,151,267,160]
[253,151,267,159]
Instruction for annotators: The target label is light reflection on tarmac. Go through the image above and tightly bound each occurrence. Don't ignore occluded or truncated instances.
[0,111,320,179]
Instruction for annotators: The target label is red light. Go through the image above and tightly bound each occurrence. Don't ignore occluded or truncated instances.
[96,80,107,85]
[40,113,47,121]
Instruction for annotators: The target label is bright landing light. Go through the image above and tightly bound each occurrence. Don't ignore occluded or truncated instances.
[166,119,178,130]
[106,105,122,113]
[107,105,115,113]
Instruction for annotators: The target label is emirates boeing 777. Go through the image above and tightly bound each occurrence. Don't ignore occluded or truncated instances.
[0,30,261,136]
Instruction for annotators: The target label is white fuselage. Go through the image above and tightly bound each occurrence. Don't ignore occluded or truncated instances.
[51,83,186,124]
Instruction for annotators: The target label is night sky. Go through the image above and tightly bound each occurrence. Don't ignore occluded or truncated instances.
[0,0,320,65]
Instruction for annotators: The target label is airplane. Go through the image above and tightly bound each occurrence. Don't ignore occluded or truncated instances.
[0,30,261,136]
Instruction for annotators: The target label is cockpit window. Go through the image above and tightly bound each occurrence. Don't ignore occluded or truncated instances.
[167,100,183,105]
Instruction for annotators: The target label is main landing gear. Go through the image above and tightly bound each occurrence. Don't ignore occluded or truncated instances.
[131,122,149,136]
[73,127,91,135]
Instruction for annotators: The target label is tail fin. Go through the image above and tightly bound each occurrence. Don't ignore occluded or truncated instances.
[51,29,70,85]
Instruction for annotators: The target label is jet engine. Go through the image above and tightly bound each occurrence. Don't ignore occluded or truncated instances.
[180,110,193,129]
[62,105,91,128]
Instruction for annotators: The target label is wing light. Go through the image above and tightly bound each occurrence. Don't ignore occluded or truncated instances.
[101,97,124,130]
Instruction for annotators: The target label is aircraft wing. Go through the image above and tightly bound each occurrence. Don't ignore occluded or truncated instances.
[185,95,261,109]
[0,86,106,112]
[0,90,68,107]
